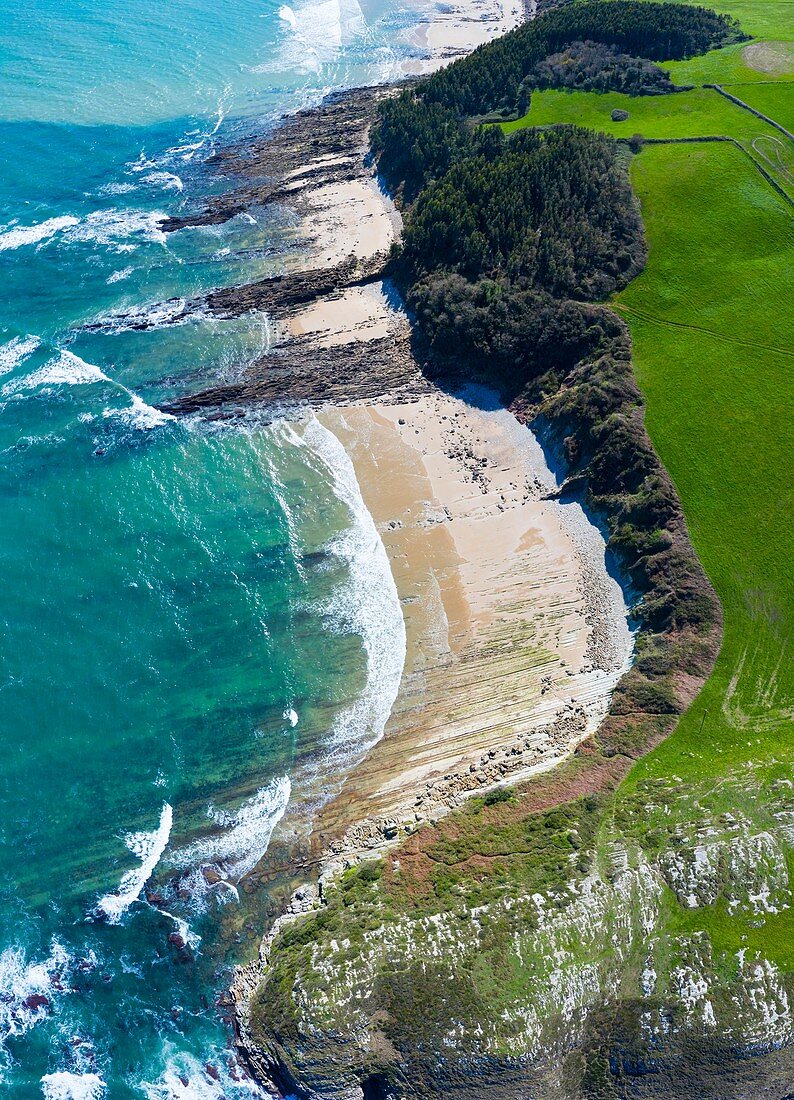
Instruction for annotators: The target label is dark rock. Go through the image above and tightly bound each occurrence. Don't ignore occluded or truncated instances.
[611,108,630,121]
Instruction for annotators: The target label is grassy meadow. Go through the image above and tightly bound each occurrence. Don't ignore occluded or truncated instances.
[611,136,793,960]
[502,83,786,140]
[501,5,794,970]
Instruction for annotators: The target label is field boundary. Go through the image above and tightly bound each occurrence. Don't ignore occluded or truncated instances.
[618,132,794,208]
[613,301,794,357]
[705,81,794,140]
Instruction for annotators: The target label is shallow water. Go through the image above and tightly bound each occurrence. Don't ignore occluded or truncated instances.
[0,0,421,1093]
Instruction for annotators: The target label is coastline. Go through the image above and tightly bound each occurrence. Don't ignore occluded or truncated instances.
[312,392,632,851]
[154,0,655,1090]
[173,1,651,1077]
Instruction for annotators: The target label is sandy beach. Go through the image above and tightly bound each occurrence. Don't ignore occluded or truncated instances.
[231,22,635,852]
[310,390,632,847]
[403,0,525,74]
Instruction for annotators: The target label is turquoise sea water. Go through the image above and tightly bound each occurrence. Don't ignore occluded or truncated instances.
[0,1,421,1094]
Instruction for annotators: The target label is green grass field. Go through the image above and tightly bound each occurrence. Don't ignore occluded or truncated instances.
[725,78,794,129]
[610,137,794,959]
[646,0,794,39]
[665,39,793,83]
[500,13,794,964]
[502,84,784,140]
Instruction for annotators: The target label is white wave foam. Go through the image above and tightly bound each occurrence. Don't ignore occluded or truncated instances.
[0,215,79,252]
[0,335,40,376]
[2,350,109,396]
[67,209,167,251]
[103,394,175,431]
[290,416,406,767]
[168,777,290,891]
[89,297,199,334]
[0,208,165,254]
[41,1072,106,1100]
[275,0,367,72]
[152,908,201,953]
[3,348,172,433]
[0,941,73,1078]
[142,172,184,192]
[94,803,173,924]
[129,153,159,173]
[284,707,299,728]
[141,1050,272,1099]
[99,181,138,195]
[107,266,134,284]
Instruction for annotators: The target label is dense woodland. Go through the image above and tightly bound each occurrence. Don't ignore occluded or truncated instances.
[374,0,724,676]
[525,39,683,95]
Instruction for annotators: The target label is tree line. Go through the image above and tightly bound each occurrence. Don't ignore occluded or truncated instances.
[372,0,744,197]
[372,0,725,664]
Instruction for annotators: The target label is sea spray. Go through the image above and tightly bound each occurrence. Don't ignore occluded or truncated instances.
[94,803,173,923]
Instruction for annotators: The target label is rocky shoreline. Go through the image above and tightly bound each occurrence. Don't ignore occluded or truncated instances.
[153,72,644,1096]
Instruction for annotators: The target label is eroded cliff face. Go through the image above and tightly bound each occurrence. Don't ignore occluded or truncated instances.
[243,765,794,1099]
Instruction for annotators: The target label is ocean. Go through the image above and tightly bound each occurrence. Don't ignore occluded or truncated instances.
[0,0,422,1094]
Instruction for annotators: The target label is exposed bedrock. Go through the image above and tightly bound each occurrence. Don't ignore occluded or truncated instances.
[160,85,401,233]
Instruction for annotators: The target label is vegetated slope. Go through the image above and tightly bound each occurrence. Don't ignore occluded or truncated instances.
[246,6,794,1097]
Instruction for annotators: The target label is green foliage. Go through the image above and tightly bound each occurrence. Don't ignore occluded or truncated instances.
[374,1,743,195]
[526,38,683,95]
[400,127,644,295]
[483,785,514,806]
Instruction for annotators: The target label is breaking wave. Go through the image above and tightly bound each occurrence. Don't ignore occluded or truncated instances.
[0,942,77,1079]
[102,393,175,430]
[140,1049,273,1099]
[285,415,406,776]
[40,1073,106,1100]
[142,171,184,192]
[0,208,166,254]
[0,216,79,252]
[2,348,175,432]
[85,296,208,334]
[168,777,290,898]
[274,0,367,72]
[94,803,173,924]
[2,350,108,395]
[0,335,41,375]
